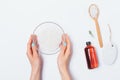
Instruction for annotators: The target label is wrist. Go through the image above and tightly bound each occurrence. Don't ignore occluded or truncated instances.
[31,64,42,73]
[61,72,71,80]
[30,69,41,80]
[31,69,40,74]
[59,67,71,80]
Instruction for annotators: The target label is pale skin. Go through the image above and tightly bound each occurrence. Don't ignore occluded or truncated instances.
[27,34,72,80]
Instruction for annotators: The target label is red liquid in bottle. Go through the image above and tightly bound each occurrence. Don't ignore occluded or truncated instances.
[84,41,99,69]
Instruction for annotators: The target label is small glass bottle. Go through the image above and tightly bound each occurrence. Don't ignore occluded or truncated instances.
[84,41,99,69]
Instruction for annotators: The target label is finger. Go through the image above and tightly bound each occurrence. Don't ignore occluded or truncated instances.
[27,35,33,60]
[65,34,71,56]
[59,34,66,55]
[33,34,39,49]
[31,35,39,57]
[60,43,65,55]
[65,34,71,49]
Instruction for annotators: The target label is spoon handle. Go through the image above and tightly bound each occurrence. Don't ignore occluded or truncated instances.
[95,19,103,48]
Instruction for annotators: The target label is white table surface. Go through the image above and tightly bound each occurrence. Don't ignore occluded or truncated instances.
[0,0,120,80]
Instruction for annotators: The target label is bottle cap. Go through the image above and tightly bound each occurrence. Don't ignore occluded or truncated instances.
[86,41,91,46]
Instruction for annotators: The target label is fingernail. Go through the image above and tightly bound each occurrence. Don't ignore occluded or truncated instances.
[32,42,35,47]
[63,42,67,46]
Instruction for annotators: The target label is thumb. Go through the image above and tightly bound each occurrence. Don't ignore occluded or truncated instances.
[32,41,38,53]
[31,35,39,56]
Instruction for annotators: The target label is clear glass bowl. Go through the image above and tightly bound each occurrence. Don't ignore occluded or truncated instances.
[33,21,64,55]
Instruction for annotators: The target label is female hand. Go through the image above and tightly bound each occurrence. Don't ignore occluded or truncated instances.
[27,35,42,80]
[58,34,72,80]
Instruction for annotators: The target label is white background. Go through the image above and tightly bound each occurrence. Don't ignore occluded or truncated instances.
[0,0,120,80]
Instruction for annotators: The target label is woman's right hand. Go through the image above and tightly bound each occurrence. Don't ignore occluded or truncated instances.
[58,34,72,80]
